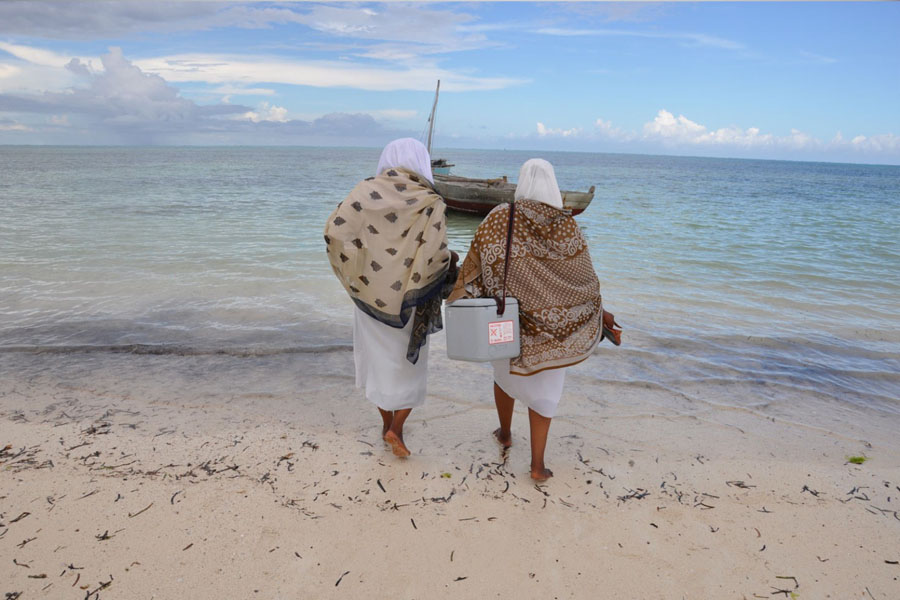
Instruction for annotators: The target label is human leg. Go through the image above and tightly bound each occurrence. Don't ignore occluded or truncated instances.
[378,407,393,437]
[384,408,412,457]
[493,382,514,448]
[527,408,553,481]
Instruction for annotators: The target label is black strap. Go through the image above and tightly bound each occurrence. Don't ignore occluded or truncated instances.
[494,201,516,316]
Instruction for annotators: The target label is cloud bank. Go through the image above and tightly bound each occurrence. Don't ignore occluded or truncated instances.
[531,110,899,162]
[0,47,414,144]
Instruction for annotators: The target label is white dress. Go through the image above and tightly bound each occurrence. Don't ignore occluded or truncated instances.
[492,359,566,418]
[354,306,429,411]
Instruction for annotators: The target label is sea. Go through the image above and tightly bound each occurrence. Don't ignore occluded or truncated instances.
[1,146,898,423]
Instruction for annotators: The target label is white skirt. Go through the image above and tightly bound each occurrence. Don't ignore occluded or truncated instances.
[354,306,429,411]
[491,359,566,418]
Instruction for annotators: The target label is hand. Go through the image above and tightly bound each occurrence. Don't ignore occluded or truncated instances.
[602,310,616,330]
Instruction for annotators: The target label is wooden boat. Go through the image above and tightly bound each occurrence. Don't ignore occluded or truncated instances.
[423,81,594,216]
[434,173,595,216]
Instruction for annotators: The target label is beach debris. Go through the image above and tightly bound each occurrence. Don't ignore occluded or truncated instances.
[847,455,868,465]
[5,593,23,600]
[82,422,111,436]
[884,560,898,565]
[16,537,36,548]
[453,577,467,582]
[27,574,47,579]
[95,530,118,541]
[171,490,183,504]
[775,575,799,590]
[441,472,452,478]
[9,512,29,523]
[726,480,755,489]
[410,518,417,530]
[758,506,773,513]
[377,479,386,493]
[842,486,871,503]
[83,575,113,599]
[335,571,350,587]
[800,485,820,497]
[12,559,30,568]
[450,550,454,562]
[618,488,650,503]
[128,502,153,518]
[182,543,193,551]
[78,489,99,500]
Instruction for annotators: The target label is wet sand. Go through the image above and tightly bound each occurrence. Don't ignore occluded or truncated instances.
[2,345,899,598]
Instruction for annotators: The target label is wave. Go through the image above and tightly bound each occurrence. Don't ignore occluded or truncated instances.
[0,343,352,357]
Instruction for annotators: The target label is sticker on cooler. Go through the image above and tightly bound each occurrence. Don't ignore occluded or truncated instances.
[488,320,515,345]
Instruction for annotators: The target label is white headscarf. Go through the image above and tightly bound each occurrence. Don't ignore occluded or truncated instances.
[514,158,563,209]
[376,138,434,185]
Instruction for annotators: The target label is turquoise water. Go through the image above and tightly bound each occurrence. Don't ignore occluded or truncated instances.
[1,146,898,415]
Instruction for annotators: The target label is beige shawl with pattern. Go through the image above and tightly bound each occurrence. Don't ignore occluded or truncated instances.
[448,199,602,375]
[325,167,451,330]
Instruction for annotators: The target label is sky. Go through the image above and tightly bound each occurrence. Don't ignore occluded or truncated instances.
[0,1,898,164]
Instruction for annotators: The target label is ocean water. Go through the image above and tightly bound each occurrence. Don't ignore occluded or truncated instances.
[1,146,898,418]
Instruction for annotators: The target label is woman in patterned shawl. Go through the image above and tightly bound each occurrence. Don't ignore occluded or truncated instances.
[325,138,458,457]
[448,158,617,481]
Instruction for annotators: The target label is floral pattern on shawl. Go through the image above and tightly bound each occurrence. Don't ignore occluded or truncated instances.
[325,168,454,363]
[448,199,602,375]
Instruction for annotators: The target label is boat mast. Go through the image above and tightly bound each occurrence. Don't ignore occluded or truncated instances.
[426,80,440,156]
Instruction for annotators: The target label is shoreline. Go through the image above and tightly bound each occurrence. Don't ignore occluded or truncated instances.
[2,349,899,598]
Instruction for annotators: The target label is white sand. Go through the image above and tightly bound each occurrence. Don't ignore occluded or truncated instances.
[2,345,899,598]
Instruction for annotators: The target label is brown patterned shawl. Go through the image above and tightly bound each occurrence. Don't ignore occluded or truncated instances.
[325,168,456,363]
[447,199,602,375]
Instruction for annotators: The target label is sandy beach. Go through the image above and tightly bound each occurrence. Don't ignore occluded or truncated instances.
[2,340,898,599]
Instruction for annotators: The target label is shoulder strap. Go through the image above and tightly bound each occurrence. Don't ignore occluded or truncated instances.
[494,201,516,316]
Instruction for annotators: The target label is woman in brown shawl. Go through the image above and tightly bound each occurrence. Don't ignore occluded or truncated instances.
[325,138,458,457]
[448,158,618,480]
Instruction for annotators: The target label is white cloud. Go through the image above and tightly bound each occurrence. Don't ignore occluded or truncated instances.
[848,133,900,153]
[369,109,418,121]
[134,53,524,92]
[643,109,781,147]
[594,117,635,141]
[0,118,30,131]
[536,27,744,51]
[243,101,288,123]
[212,86,276,97]
[537,122,580,137]
[799,50,838,65]
[0,64,21,79]
[0,41,80,67]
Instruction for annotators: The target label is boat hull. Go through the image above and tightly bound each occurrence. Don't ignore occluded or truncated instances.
[434,174,594,216]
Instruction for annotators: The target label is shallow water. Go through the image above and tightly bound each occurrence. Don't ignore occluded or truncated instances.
[1,146,898,418]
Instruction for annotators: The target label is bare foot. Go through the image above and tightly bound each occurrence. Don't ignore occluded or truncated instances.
[530,467,553,482]
[493,428,512,449]
[382,424,390,438]
[383,430,411,458]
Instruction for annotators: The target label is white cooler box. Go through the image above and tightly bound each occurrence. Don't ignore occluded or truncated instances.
[445,297,520,362]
